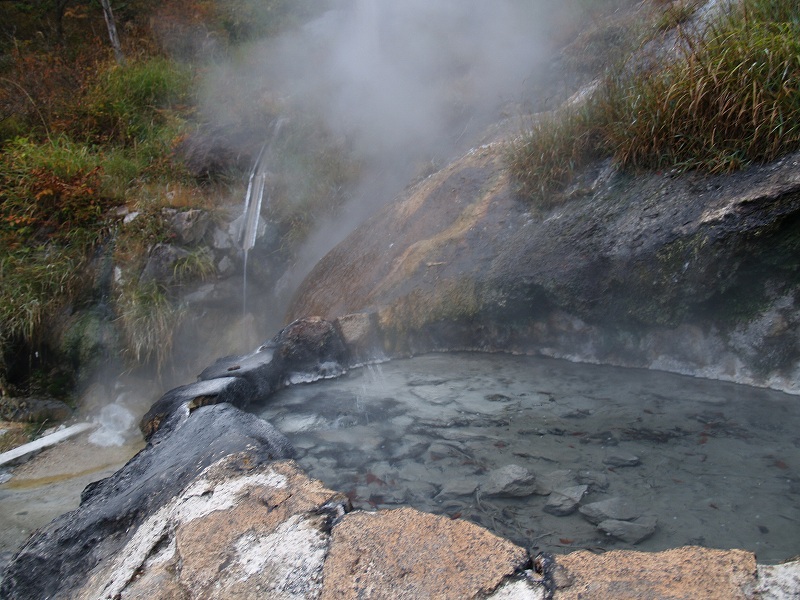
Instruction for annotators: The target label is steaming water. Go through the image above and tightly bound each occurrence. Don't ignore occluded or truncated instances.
[255,352,800,563]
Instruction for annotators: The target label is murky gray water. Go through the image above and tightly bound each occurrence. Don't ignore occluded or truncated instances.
[255,352,800,563]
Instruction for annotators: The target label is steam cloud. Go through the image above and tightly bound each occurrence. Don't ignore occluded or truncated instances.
[201,0,578,304]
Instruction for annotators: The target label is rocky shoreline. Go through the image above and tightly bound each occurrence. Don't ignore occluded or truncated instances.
[2,317,799,598]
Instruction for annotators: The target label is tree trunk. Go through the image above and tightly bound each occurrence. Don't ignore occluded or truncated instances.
[99,0,125,65]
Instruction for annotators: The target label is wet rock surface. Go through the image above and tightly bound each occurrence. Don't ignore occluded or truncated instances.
[288,142,800,394]
[141,317,348,439]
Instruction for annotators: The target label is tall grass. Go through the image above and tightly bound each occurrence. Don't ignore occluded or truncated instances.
[508,0,800,202]
[603,4,800,172]
[84,57,192,144]
[116,280,184,370]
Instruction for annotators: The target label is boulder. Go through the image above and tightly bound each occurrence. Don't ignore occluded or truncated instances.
[320,507,529,599]
[0,403,294,600]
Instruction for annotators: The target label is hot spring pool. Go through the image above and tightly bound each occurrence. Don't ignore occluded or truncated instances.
[254,352,800,563]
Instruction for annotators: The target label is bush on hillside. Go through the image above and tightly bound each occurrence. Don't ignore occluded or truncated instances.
[509,0,800,203]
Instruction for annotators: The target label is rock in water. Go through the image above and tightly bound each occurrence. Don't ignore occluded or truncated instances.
[543,485,588,517]
[598,516,658,544]
[0,403,294,600]
[579,497,642,524]
[141,317,349,439]
[603,452,641,467]
[482,464,538,497]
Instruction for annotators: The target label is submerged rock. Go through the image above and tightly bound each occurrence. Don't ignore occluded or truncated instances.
[482,464,538,497]
[598,516,658,544]
[579,496,642,524]
[603,451,641,468]
[542,484,588,517]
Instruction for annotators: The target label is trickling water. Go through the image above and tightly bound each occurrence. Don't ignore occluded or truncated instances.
[241,118,287,318]
[254,352,800,563]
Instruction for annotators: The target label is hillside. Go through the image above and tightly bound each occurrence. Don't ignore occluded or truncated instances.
[2,0,800,441]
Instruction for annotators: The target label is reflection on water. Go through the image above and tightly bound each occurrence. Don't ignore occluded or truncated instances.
[255,352,800,563]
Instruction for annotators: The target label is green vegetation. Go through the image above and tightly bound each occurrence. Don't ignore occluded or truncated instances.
[509,0,800,204]
[116,279,184,370]
[0,0,341,390]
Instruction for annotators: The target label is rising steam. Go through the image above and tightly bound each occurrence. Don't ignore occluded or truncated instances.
[201,0,577,282]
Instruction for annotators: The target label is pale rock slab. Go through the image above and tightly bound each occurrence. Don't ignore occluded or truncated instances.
[579,497,642,524]
[543,485,588,517]
[320,507,529,599]
[603,451,641,467]
[756,559,800,600]
[555,546,758,600]
[75,459,348,600]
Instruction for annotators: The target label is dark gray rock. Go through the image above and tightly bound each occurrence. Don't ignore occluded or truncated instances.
[169,208,210,245]
[603,452,641,467]
[141,317,348,440]
[0,397,72,423]
[543,484,588,516]
[579,497,642,525]
[139,243,190,284]
[0,403,293,600]
[598,516,658,544]
[139,376,256,439]
[482,464,538,497]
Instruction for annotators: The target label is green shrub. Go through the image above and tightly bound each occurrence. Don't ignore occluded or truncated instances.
[116,279,183,370]
[85,57,192,143]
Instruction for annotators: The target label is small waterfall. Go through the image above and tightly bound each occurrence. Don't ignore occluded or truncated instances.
[241,118,287,318]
